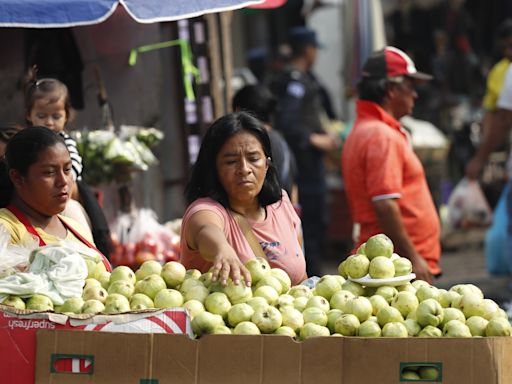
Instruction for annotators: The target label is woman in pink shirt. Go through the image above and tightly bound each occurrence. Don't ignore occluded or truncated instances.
[180,112,306,287]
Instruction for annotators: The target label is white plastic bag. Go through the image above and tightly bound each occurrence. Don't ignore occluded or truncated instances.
[0,244,88,305]
[111,208,162,245]
[0,225,39,278]
[447,178,492,228]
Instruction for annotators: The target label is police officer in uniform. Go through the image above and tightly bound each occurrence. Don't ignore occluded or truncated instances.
[273,26,340,277]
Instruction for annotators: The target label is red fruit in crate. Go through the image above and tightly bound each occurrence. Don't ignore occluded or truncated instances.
[162,249,179,262]
[155,232,171,250]
[170,235,181,252]
[123,243,136,268]
[110,233,120,247]
[140,235,159,255]
[110,243,124,266]
[135,250,157,266]
[154,251,165,263]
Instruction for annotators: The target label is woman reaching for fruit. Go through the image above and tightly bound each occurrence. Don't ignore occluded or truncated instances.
[180,112,306,286]
[0,127,110,270]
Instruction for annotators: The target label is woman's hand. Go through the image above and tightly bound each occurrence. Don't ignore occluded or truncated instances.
[211,245,252,287]
[186,210,252,287]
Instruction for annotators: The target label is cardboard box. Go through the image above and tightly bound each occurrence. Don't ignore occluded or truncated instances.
[0,305,190,384]
[35,331,512,384]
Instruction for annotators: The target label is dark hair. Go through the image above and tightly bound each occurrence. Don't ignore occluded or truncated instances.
[0,126,66,207]
[357,77,390,104]
[232,85,277,124]
[23,66,71,124]
[185,112,282,207]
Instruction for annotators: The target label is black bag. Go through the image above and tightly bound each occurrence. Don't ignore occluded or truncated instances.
[77,181,112,259]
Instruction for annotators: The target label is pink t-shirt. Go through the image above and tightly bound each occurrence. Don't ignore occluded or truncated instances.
[180,192,306,285]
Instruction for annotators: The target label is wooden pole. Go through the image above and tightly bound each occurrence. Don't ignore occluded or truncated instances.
[159,22,188,219]
[220,12,234,112]
[205,13,224,119]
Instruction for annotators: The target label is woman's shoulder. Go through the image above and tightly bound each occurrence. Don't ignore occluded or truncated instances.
[58,214,95,244]
[0,208,26,243]
[0,208,23,229]
[183,197,228,221]
[186,197,224,211]
[0,207,18,221]
[267,191,295,217]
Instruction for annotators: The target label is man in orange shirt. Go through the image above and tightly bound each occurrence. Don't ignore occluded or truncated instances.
[342,46,441,283]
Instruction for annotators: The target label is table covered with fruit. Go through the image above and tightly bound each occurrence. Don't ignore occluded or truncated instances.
[1,233,511,383]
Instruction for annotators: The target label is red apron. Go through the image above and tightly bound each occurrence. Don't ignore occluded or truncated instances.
[6,204,112,272]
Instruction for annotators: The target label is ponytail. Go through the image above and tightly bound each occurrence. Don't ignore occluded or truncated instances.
[22,65,38,96]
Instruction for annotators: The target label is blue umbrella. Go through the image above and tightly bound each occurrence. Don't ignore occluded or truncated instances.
[0,0,264,27]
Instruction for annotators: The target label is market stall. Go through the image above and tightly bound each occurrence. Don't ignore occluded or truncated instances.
[1,234,511,383]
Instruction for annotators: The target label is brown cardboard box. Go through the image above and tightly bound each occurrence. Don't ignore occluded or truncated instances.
[36,331,512,384]
[342,337,512,383]
[0,306,189,384]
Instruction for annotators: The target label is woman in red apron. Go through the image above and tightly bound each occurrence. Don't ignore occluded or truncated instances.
[0,127,111,271]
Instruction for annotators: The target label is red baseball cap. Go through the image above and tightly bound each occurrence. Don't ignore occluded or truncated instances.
[362,46,432,81]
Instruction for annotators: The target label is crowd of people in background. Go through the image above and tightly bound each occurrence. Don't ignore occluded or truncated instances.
[231,4,512,283]
[230,21,442,281]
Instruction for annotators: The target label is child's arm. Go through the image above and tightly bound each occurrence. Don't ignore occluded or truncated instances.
[59,132,83,181]
[70,181,81,201]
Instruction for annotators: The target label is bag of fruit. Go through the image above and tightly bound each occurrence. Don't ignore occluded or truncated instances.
[110,209,179,268]
[447,178,492,228]
[0,225,39,278]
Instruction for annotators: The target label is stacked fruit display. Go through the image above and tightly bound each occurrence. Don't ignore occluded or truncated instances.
[339,233,414,281]
[1,234,511,340]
